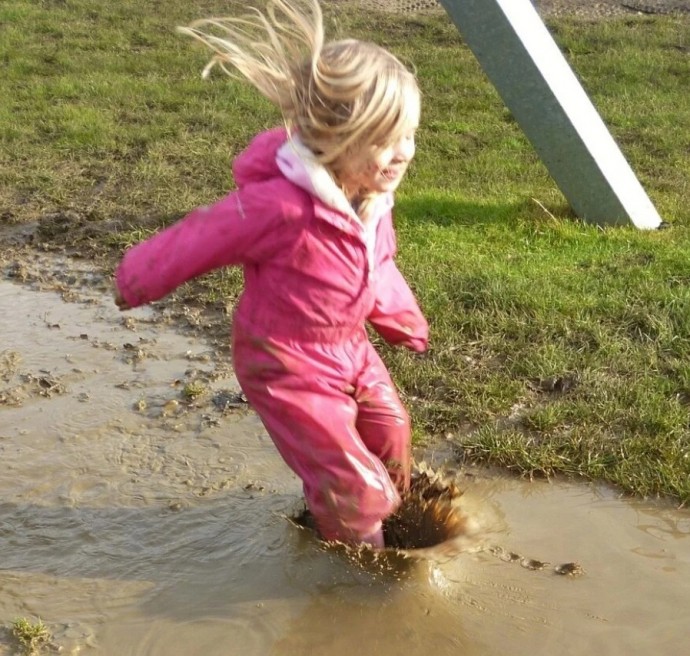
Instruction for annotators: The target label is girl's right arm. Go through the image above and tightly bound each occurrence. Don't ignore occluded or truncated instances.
[114,179,304,309]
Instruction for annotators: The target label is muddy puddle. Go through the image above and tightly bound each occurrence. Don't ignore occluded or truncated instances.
[1,260,690,655]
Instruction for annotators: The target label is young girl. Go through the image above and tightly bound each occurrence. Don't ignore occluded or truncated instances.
[114,0,428,549]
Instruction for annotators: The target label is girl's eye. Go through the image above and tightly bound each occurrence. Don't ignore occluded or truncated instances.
[396,131,416,145]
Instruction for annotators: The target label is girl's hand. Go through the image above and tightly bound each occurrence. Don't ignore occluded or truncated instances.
[113,284,130,311]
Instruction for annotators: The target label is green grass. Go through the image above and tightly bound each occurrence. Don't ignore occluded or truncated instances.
[1,1,689,502]
[9,617,51,655]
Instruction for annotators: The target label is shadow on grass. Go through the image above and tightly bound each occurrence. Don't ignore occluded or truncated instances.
[396,193,576,230]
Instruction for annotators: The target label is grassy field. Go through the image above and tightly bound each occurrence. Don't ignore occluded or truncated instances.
[1,1,689,503]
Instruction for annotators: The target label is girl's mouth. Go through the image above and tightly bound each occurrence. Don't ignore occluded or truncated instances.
[381,167,404,180]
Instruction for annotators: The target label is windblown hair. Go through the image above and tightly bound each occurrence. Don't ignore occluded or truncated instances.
[178,0,419,186]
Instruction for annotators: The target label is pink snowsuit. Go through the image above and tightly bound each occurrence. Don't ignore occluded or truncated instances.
[115,128,429,544]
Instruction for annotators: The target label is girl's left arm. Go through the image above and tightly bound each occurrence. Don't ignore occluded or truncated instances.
[367,213,429,352]
[368,258,429,352]
[115,180,302,309]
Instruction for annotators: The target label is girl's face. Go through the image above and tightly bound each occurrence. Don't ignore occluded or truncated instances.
[336,94,420,201]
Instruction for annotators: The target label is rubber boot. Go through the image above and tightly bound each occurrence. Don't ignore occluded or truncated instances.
[360,521,385,549]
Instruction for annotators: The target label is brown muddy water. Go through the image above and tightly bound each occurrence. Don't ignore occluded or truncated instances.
[1,258,690,655]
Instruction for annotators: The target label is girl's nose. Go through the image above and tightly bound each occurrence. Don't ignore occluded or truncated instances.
[393,138,415,162]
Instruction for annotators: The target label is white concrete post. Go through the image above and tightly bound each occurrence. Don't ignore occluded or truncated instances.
[438,0,663,229]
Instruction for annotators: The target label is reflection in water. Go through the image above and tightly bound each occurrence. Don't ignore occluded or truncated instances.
[2,272,690,655]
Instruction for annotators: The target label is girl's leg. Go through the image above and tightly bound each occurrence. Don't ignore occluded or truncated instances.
[233,331,400,546]
[354,341,412,493]
[246,381,399,544]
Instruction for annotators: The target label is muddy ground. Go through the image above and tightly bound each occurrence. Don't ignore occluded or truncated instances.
[2,253,690,655]
[2,168,690,655]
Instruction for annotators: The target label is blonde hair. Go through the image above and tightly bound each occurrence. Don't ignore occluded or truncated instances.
[178,0,419,200]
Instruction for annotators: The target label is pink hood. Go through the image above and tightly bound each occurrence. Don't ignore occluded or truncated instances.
[232,128,285,187]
